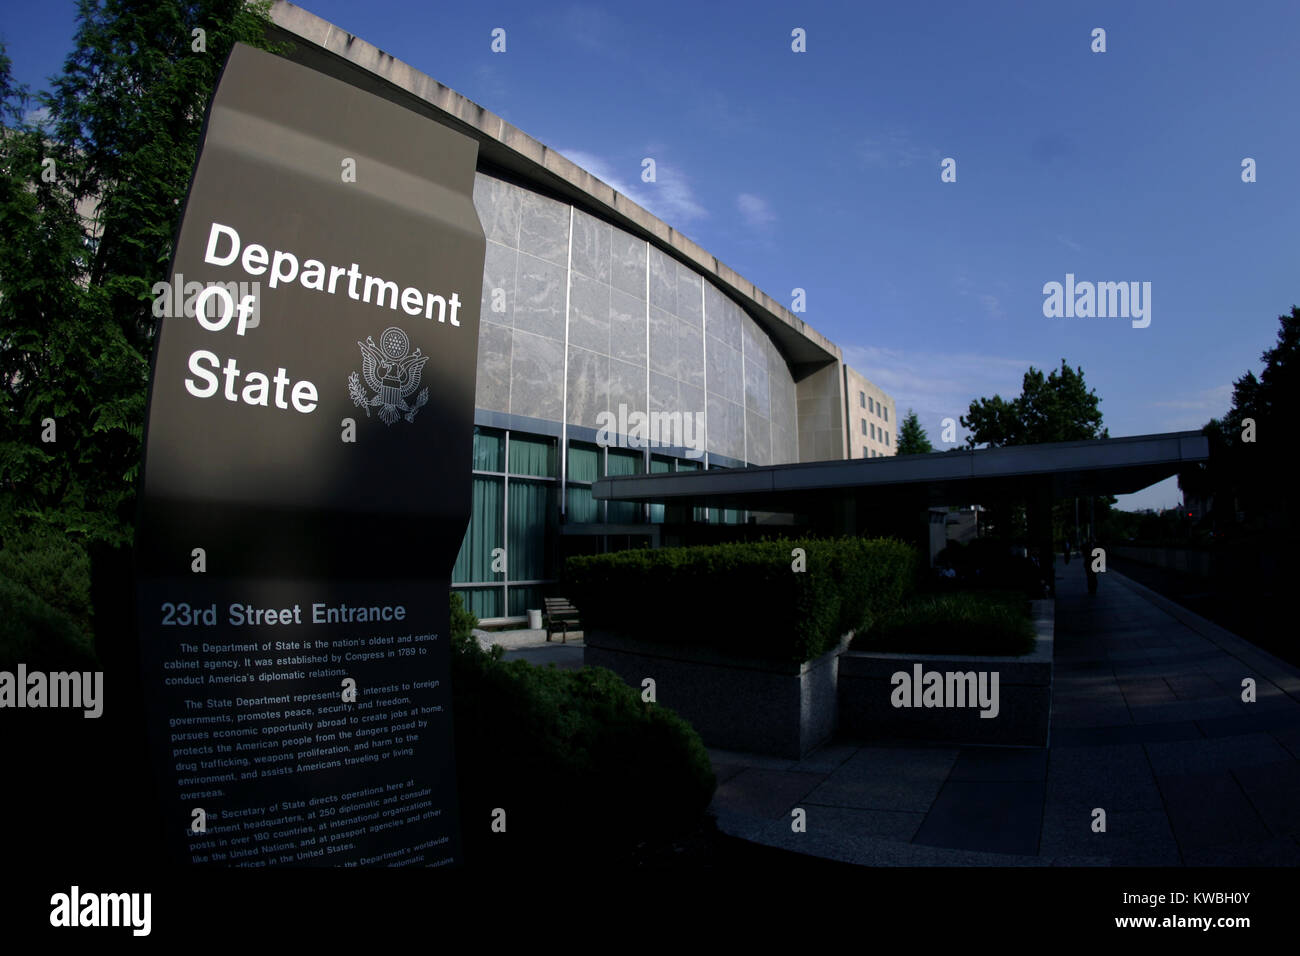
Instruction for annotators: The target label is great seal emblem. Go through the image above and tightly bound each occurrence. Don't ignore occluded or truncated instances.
[348,326,430,425]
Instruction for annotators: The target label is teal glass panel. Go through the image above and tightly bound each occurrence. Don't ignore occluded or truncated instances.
[455,586,502,620]
[508,585,544,617]
[452,476,503,582]
[472,427,504,472]
[606,448,642,524]
[508,479,554,580]
[509,435,556,477]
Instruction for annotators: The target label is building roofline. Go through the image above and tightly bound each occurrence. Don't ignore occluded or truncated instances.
[266,1,841,369]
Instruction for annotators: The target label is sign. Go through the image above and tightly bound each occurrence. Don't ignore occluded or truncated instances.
[134,42,485,867]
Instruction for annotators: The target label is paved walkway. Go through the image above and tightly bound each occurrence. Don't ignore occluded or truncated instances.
[708,559,1300,866]
[501,637,585,669]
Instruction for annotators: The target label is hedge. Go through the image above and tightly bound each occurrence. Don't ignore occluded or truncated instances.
[565,537,918,666]
[853,590,1036,656]
[0,525,94,639]
[448,593,716,869]
[0,574,98,671]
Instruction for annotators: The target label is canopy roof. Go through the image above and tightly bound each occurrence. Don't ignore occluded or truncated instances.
[592,431,1209,512]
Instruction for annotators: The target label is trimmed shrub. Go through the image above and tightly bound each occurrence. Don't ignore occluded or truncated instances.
[0,574,98,670]
[0,525,93,638]
[448,591,715,869]
[853,590,1036,656]
[565,536,918,666]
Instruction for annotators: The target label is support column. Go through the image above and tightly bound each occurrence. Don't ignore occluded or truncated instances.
[1027,481,1055,597]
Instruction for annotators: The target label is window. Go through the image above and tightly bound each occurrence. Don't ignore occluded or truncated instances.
[859,391,866,408]
[566,441,601,522]
[883,406,888,422]
[605,448,644,523]
[868,396,875,414]
[861,419,867,435]
[649,456,672,524]
[885,431,890,446]
[677,459,707,522]
[452,427,559,621]
[452,428,505,619]
[871,423,877,441]
[862,448,869,458]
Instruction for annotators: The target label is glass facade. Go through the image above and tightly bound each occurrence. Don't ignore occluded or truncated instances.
[453,427,744,620]
[451,426,559,620]
[452,172,870,621]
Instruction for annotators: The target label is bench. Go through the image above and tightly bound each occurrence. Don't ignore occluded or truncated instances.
[543,597,581,644]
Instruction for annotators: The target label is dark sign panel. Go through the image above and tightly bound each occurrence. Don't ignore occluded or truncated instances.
[134,43,485,867]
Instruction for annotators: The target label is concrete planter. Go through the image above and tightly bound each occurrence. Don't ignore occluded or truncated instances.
[838,599,1054,747]
[584,632,852,759]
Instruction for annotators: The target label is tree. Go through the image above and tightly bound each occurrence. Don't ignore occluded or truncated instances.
[895,409,934,455]
[961,359,1107,449]
[959,359,1110,542]
[44,0,282,355]
[0,1,281,545]
[1180,305,1300,540]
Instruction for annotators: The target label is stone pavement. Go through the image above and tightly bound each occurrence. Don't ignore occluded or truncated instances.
[707,559,1300,866]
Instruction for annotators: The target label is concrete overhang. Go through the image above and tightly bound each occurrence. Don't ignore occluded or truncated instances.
[592,431,1210,511]
[264,1,839,371]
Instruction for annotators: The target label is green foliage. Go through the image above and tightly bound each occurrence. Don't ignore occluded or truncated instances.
[1180,306,1300,541]
[853,590,1036,657]
[0,523,93,636]
[954,360,1108,542]
[0,3,283,547]
[448,589,502,663]
[448,587,712,867]
[1100,507,1206,549]
[451,631,714,868]
[44,0,286,354]
[896,408,934,455]
[961,359,1107,449]
[566,537,918,666]
[0,575,97,670]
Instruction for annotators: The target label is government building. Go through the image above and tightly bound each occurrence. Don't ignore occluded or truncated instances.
[267,3,896,622]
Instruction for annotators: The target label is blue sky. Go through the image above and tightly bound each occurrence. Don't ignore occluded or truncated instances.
[5,0,1297,510]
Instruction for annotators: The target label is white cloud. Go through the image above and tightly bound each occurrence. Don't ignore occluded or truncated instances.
[842,344,1036,446]
[23,107,50,128]
[1056,234,1083,252]
[974,293,1006,321]
[736,193,776,228]
[953,271,1008,321]
[556,147,708,225]
[1148,383,1231,430]
[858,131,938,169]
[557,4,623,54]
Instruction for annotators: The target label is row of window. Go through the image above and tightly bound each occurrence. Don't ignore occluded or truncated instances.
[452,426,745,620]
[860,418,891,446]
[858,390,890,422]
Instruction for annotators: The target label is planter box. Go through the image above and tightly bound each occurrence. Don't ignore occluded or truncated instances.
[584,632,852,759]
[838,599,1054,747]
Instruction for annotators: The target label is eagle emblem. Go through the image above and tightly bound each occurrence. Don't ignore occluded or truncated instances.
[348,326,430,425]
